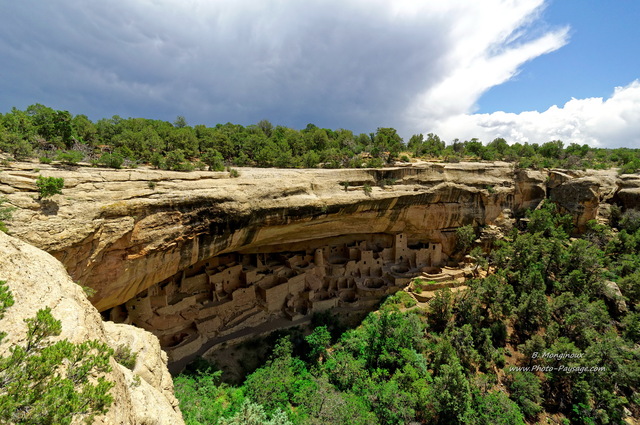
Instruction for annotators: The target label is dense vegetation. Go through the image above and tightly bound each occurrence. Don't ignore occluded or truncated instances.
[0,281,115,424]
[174,204,640,425]
[1,104,640,173]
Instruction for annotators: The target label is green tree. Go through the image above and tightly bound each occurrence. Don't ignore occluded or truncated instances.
[26,104,75,148]
[407,133,424,155]
[432,359,473,424]
[5,137,33,160]
[487,137,509,157]
[173,115,188,128]
[361,310,425,371]
[302,150,320,168]
[539,140,564,159]
[456,225,476,255]
[505,371,543,419]
[72,114,98,145]
[419,133,445,157]
[202,148,225,171]
[165,150,194,171]
[305,325,331,363]
[166,127,198,157]
[472,390,526,425]
[257,119,274,137]
[174,369,244,425]
[619,209,640,234]
[429,288,454,332]
[244,337,309,413]
[513,290,550,339]
[373,127,404,161]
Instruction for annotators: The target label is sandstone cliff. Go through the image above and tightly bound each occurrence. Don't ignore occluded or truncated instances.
[1,161,637,366]
[0,231,184,425]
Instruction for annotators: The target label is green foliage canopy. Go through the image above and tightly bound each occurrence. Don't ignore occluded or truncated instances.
[35,175,64,198]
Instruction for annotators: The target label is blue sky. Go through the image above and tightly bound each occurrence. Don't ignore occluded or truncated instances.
[1,0,639,148]
[478,0,640,115]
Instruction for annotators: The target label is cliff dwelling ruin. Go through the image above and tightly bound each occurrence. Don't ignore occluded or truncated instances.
[5,162,635,372]
[105,233,449,365]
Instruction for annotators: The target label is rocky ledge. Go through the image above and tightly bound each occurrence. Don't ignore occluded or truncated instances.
[1,161,638,365]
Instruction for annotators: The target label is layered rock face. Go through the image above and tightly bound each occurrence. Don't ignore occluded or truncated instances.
[118,232,445,366]
[0,231,184,424]
[1,161,635,365]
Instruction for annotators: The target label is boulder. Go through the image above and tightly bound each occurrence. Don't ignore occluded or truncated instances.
[0,231,184,425]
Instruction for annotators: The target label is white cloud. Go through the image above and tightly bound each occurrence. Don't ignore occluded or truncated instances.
[0,0,570,137]
[406,1,569,122]
[432,80,640,148]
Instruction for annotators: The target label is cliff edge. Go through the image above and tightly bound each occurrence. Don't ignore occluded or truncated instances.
[1,161,638,366]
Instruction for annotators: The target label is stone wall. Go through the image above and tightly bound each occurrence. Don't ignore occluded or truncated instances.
[107,233,444,364]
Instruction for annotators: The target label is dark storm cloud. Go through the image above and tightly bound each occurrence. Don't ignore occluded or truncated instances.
[0,1,444,131]
[1,0,571,139]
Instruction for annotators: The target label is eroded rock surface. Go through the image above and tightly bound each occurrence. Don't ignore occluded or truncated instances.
[1,162,533,310]
[547,169,619,231]
[0,231,184,425]
[1,161,635,365]
[115,232,444,365]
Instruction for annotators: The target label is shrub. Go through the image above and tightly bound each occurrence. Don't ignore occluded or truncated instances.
[384,291,417,308]
[0,197,15,233]
[228,168,240,178]
[619,159,640,175]
[413,278,425,294]
[36,175,64,199]
[176,162,196,172]
[8,139,33,160]
[363,183,372,196]
[98,153,124,169]
[366,157,384,168]
[378,178,396,188]
[39,156,52,164]
[56,150,84,165]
